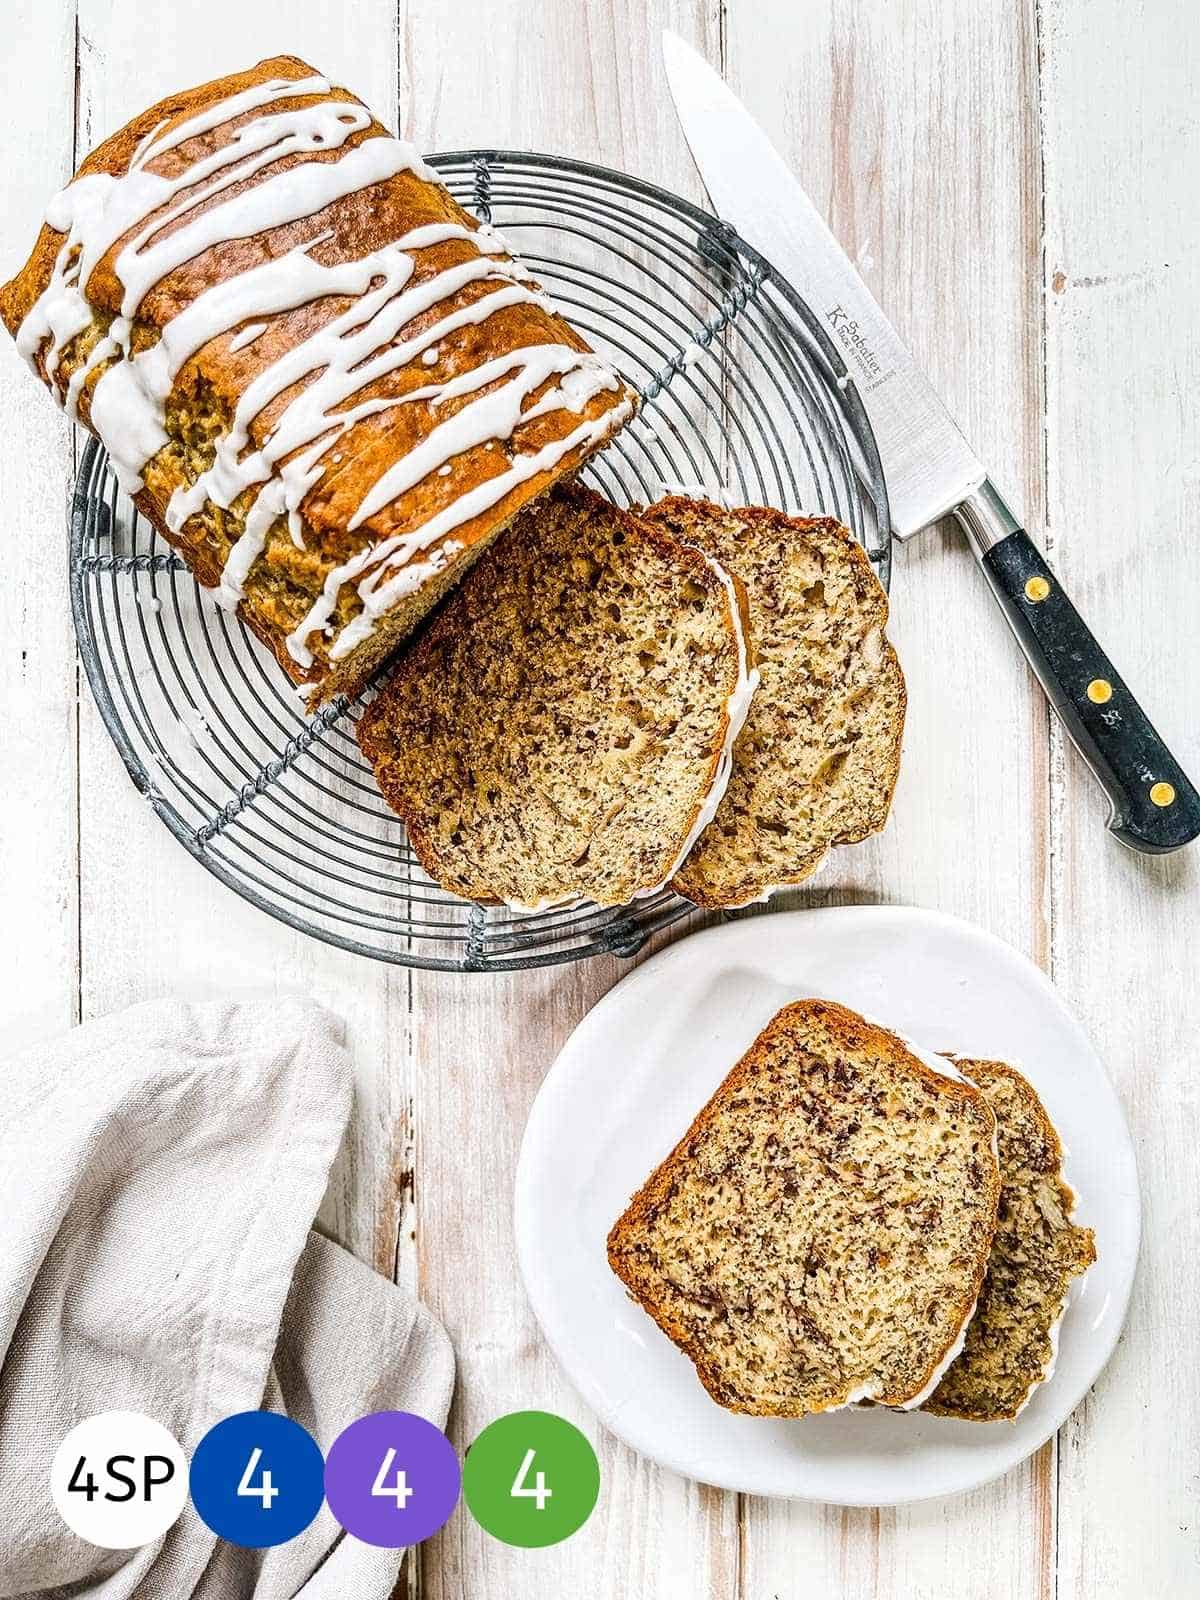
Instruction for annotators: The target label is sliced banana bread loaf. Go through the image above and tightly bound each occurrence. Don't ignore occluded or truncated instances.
[607,1000,1000,1417]
[639,497,904,906]
[357,483,755,909]
[923,1059,1095,1422]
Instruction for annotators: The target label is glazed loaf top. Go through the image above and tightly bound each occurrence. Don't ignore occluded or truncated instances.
[0,57,634,698]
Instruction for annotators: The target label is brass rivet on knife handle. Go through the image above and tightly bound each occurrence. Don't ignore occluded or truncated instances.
[979,521,1200,852]
[1024,575,1051,603]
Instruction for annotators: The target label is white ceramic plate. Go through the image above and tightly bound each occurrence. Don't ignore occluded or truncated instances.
[514,906,1140,1505]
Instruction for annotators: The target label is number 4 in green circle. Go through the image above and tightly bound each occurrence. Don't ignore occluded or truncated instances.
[511,1448,551,1510]
[462,1411,599,1548]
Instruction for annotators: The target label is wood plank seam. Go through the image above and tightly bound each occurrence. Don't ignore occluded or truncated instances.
[716,0,753,1583]
[70,2,83,1031]
[1028,3,1064,1596]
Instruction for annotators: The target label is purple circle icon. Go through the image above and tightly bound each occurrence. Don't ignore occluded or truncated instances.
[324,1411,460,1547]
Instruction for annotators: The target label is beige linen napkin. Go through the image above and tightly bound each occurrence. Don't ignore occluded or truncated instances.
[0,998,454,1600]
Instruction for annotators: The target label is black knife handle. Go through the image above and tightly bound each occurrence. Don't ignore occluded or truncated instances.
[980,528,1200,853]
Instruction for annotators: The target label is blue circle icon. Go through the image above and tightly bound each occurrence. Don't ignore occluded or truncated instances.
[189,1412,325,1548]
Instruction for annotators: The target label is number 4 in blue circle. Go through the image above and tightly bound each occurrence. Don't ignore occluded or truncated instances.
[238,1447,278,1509]
[190,1412,324,1549]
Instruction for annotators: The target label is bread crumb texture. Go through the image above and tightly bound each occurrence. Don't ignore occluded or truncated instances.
[923,1059,1096,1421]
[640,497,904,906]
[356,483,745,907]
[607,1000,1000,1416]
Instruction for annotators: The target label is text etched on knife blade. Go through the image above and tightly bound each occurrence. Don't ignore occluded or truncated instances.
[826,305,893,391]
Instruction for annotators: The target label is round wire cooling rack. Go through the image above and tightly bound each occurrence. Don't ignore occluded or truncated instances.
[70,151,892,973]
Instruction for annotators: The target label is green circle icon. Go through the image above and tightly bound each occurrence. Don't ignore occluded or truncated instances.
[462,1411,599,1548]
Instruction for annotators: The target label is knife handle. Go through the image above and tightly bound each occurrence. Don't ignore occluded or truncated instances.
[971,521,1200,853]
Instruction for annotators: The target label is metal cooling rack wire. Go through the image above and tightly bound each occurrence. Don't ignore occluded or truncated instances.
[69,151,891,972]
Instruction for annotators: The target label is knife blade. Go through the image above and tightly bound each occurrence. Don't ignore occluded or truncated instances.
[662,30,985,540]
[662,29,1200,853]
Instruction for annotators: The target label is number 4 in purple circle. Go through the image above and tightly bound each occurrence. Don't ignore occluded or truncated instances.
[371,1447,415,1510]
[325,1412,460,1548]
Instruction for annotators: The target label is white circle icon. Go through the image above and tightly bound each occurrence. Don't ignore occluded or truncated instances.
[51,1411,188,1549]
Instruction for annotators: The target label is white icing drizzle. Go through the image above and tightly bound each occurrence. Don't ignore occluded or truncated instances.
[164,234,551,609]
[289,395,633,665]
[228,320,268,352]
[301,538,464,667]
[346,347,619,531]
[819,1377,883,1413]
[1015,1298,1068,1416]
[653,478,737,509]
[20,75,410,411]
[898,1290,980,1410]
[722,877,804,909]
[17,71,628,660]
[501,549,757,914]
[474,221,517,255]
[657,553,758,880]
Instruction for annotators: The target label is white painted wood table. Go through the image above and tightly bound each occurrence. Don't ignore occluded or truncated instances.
[2,3,1197,1596]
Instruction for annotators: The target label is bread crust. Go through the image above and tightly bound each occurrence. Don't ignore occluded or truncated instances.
[1,57,633,703]
[607,999,1000,1416]
[357,483,751,907]
[640,497,905,907]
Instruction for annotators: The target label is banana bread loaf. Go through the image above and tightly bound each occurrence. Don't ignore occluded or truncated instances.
[0,56,634,704]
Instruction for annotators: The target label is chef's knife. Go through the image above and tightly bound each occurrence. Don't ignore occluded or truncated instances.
[662,31,1200,854]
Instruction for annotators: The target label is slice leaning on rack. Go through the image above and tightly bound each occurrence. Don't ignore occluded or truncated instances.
[641,496,905,906]
[356,484,758,910]
[0,55,635,706]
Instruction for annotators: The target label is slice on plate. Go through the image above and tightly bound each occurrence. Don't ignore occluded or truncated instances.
[923,1058,1096,1421]
[606,999,1000,1417]
[356,482,755,909]
[639,496,905,907]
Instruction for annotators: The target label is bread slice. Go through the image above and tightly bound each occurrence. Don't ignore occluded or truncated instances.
[923,1059,1095,1421]
[607,1000,1000,1416]
[638,497,905,907]
[356,483,755,909]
